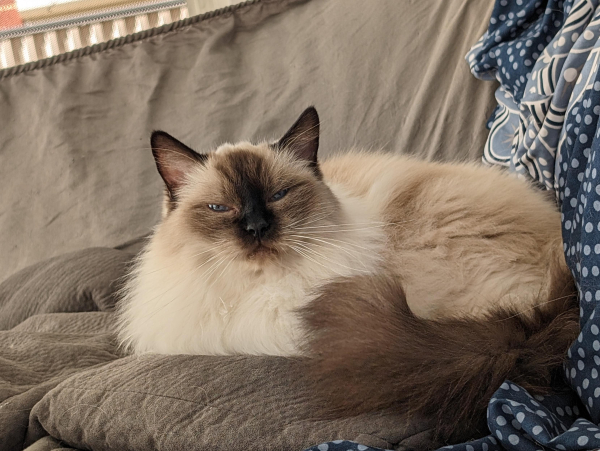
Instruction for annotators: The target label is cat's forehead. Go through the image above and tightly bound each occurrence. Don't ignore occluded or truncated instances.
[209,142,305,182]
[211,142,275,182]
[182,142,310,199]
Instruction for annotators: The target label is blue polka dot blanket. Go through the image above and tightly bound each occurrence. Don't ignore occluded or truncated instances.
[304,1,600,450]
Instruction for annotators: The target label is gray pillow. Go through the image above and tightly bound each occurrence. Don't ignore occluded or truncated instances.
[30,353,440,450]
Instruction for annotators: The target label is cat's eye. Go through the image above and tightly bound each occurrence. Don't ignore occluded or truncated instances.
[208,204,231,212]
[270,188,289,202]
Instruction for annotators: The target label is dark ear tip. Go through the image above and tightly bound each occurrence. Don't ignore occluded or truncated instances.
[150,130,171,148]
[302,106,319,124]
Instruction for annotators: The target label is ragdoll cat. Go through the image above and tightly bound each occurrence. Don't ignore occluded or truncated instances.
[118,107,578,442]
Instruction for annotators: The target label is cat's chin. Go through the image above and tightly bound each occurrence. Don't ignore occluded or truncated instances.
[245,243,280,262]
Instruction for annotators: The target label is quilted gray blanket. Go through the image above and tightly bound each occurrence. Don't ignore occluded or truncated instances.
[0,247,438,451]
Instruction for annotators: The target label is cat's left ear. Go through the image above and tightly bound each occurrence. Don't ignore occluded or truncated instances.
[275,106,321,177]
[151,131,207,201]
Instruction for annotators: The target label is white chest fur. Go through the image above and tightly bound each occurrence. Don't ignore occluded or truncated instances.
[120,257,308,355]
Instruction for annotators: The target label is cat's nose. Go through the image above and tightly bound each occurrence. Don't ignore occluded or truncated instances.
[245,218,270,239]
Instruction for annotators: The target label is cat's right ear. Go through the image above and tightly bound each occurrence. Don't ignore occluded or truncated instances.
[151,131,207,200]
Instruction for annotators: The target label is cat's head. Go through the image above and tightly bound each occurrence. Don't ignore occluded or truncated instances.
[151,107,342,268]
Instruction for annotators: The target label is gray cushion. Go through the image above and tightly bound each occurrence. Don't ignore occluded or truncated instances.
[30,354,439,450]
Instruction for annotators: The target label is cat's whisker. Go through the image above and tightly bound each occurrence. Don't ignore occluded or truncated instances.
[291,223,387,231]
[286,235,371,268]
[290,212,334,228]
[190,241,228,256]
[282,205,339,229]
[288,219,419,234]
[296,245,371,274]
[192,249,230,274]
[288,225,393,234]
[282,214,332,231]
[285,239,372,274]
[202,251,235,281]
[287,233,370,259]
[284,207,332,226]
[283,201,338,222]
[288,245,347,278]
[287,224,380,234]
[288,218,381,230]
[291,219,418,231]
[291,221,387,229]
[206,251,240,290]
[140,241,227,276]
[201,259,226,283]
[291,234,374,252]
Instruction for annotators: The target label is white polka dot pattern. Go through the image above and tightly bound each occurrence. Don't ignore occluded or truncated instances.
[467,0,600,190]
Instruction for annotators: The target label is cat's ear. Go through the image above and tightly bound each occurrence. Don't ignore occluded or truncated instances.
[151,131,207,200]
[276,107,320,175]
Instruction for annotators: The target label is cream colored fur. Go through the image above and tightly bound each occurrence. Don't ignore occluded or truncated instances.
[118,144,567,356]
[321,152,567,319]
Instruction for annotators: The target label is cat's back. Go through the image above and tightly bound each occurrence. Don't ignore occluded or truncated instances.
[321,151,566,318]
[321,151,559,236]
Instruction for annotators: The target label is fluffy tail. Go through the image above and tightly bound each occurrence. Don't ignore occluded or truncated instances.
[299,273,579,444]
